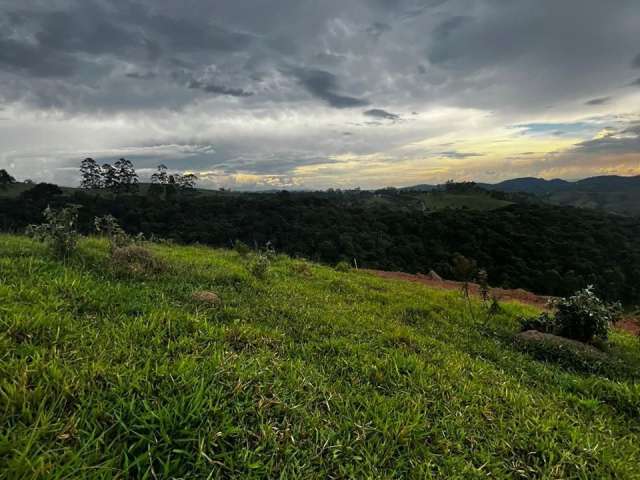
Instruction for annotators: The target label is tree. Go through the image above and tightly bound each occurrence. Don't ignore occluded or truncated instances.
[151,164,168,185]
[80,158,102,189]
[20,183,63,203]
[113,158,139,193]
[101,164,119,192]
[178,173,198,190]
[0,169,16,190]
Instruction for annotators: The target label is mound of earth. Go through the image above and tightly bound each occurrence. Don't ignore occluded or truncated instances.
[514,330,607,361]
[191,290,221,305]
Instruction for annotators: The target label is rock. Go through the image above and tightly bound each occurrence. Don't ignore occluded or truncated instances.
[515,330,607,360]
[191,290,221,306]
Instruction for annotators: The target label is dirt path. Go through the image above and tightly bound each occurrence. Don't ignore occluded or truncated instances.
[365,269,640,336]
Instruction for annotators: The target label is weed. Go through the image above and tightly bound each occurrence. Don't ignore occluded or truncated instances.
[26,205,81,259]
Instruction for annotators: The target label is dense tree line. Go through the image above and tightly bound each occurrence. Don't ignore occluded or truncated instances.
[1,181,639,305]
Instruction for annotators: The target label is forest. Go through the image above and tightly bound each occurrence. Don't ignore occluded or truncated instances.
[1,165,639,305]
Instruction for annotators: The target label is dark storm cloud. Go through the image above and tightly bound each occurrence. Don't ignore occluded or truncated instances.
[187,80,254,98]
[433,16,472,40]
[567,123,640,156]
[126,72,158,80]
[366,22,392,39]
[292,68,369,108]
[0,36,78,77]
[585,97,611,106]
[630,78,640,86]
[2,0,640,187]
[364,109,400,120]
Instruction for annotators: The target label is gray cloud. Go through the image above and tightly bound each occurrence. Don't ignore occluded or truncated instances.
[1,0,640,188]
[364,109,400,120]
[585,97,611,106]
[292,68,369,108]
[0,37,78,77]
[187,79,253,97]
[437,151,483,159]
[366,22,392,39]
[433,15,472,40]
[126,72,158,80]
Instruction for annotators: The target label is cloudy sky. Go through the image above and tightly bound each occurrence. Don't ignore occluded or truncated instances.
[1,0,639,190]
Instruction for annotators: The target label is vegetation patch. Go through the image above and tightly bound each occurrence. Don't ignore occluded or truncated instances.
[1,234,640,478]
[111,245,167,277]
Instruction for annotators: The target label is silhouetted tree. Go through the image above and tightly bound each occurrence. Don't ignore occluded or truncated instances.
[19,183,63,204]
[178,173,198,190]
[101,164,119,192]
[150,164,168,185]
[80,158,102,189]
[113,158,138,193]
[0,169,16,190]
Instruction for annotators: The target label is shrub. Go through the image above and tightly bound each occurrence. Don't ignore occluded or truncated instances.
[250,254,270,279]
[553,286,620,342]
[26,205,80,259]
[520,286,620,342]
[94,215,130,251]
[233,240,251,257]
[335,261,351,272]
[111,245,166,277]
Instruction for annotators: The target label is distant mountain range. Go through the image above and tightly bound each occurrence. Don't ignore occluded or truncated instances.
[405,175,640,216]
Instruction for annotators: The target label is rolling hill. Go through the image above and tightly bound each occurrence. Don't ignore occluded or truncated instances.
[1,235,640,478]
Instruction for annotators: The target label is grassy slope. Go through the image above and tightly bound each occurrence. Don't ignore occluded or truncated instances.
[1,235,639,479]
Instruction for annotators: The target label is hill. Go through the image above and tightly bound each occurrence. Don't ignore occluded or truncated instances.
[404,175,640,216]
[486,175,640,216]
[1,235,639,478]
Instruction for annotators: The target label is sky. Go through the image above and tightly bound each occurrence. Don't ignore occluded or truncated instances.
[0,0,639,190]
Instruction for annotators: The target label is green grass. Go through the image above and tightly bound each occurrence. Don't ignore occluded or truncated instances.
[418,192,513,211]
[1,235,639,479]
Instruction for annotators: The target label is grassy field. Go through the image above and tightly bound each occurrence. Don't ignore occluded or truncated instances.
[364,191,513,212]
[1,235,639,479]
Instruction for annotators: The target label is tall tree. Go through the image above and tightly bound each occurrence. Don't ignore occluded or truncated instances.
[113,158,139,193]
[101,164,119,192]
[79,158,102,189]
[150,164,168,185]
[0,169,16,190]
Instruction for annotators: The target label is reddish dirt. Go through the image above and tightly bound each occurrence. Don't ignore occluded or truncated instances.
[365,269,552,309]
[366,269,640,337]
[616,317,640,336]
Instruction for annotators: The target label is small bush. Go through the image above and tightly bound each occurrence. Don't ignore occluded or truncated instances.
[233,240,251,257]
[26,205,81,259]
[553,286,620,342]
[335,261,351,272]
[488,296,503,316]
[95,215,130,251]
[111,246,166,277]
[250,254,270,279]
[520,286,620,342]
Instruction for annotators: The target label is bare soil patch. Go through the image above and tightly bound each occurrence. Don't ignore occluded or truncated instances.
[616,317,640,336]
[365,269,553,309]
